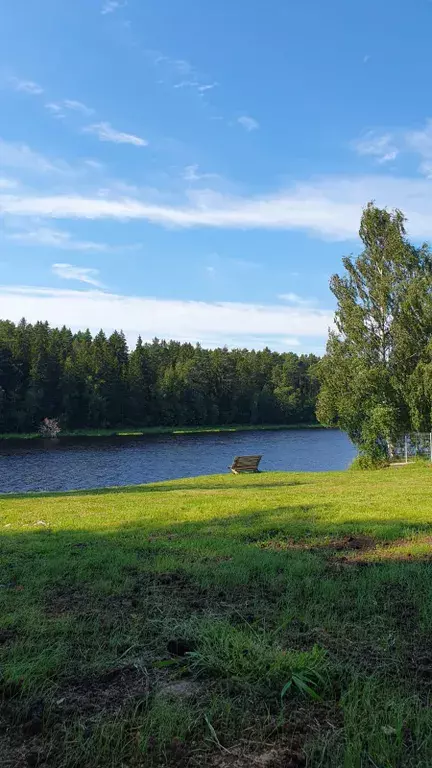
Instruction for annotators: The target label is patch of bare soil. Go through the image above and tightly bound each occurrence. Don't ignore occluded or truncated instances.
[333,536,432,566]
[53,664,150,719]
[261,534,376,554]
[207,745,306,768]
[0,664,151,767]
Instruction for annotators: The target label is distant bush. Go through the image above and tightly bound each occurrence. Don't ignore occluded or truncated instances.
[39,418,61,438]
[350,454,389,471]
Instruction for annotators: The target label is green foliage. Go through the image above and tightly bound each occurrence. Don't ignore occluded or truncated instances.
[350,453,389,470]
[184,619,327,691]
[0,320,319,433]
[316,203,432,460]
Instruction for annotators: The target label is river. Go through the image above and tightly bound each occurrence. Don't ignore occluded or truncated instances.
[0,428,356,494]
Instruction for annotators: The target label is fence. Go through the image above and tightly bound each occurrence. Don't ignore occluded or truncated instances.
[391,433,432,463]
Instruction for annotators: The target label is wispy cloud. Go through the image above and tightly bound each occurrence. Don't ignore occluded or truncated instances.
[7,227,109,252]
[0,286,333,349]
[0,138,73,175]
[0,177,18,189]
[237,115,260,132]
[9,77,44,95]
[83,122,148,146]
[352,131,399,163]
[363,54,370,64]
[52,264,103,287]
[46,99,94,119]
[183,164,219,182]
[64,99,94,116]
[197,83,218,93]
[279,292,316,307]
[45,103,66,119]
[149,50,218,97]
[174,80,218,94]
[101,1,125,14]
[406,119,432,177]
[6,174,432,240]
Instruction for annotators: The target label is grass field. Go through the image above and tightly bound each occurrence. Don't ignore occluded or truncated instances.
[0,423,321,441]
[2,465,432,767]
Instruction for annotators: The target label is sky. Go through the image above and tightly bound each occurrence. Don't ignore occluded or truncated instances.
[1,0,432,353]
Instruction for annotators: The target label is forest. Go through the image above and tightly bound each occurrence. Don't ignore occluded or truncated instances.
[0,319,320,433]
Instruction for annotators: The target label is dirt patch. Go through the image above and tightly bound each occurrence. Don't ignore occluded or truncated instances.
[261,534,376,554]
[44,585,93,617]
[52,664,150,719]
[208,746,305,767]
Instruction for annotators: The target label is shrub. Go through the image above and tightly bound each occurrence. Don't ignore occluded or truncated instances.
[39,418,61,438]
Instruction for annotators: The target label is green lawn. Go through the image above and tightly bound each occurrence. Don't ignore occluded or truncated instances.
[2,465,432,767]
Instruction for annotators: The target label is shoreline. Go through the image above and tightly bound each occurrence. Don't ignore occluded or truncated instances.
[0,422,324,442]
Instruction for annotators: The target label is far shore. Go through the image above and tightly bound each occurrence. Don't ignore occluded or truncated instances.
[0,422,325,442]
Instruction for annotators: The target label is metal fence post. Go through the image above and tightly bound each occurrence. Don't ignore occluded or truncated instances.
[405,435,408,464]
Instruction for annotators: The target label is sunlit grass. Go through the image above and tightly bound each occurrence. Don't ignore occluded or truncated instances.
[2,465,432,766]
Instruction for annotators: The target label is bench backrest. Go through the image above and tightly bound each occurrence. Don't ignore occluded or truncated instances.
[232,455,262,470]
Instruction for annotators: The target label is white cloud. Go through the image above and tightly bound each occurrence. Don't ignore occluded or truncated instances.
[0,177,18,189]
[174,80,218,94]
[0,286,334,349]
[84,159,104,170]
[352,131,399,163]
[283,337,301,347]
[45,103,66,119]
[10,77,44,95]
[83,122,148,146]
[238,115,260,132]
[279,292,316,307]
[0,138,72,175]
[52,264,103,287]
[101,1,125,14]
[7,227,109,252]
[206,266,216,278]
[183,164,219,182]
[5,173,432,241]
[174,80,200,89]
[198,83,218,93]
[47,99,94,118]
[406,119,432,177]
[63,99,94,116]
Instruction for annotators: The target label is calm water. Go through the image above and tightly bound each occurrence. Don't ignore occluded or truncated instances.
[0,429,356,494]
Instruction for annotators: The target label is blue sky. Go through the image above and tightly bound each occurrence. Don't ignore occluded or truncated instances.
[1,0,432,352]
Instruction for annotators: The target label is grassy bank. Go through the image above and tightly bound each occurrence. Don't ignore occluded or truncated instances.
[2,465,432,766]
[0,422,322,441]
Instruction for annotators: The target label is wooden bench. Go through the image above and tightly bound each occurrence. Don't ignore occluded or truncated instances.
[229,455,262,474]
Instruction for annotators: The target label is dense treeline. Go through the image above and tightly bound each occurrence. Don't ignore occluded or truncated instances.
[0,319,320,433]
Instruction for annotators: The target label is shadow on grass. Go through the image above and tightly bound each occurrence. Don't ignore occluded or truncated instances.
[0,477,308,501]
[3,501,432,767]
